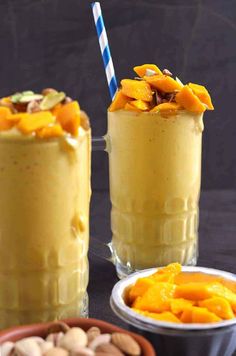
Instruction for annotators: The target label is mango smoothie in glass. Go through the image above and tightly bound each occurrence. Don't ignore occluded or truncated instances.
[108,64,214,278]
[0,90,91,328]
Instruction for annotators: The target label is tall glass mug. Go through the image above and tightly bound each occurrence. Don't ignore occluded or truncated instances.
[107,110,203,278]
[0,127,91,328]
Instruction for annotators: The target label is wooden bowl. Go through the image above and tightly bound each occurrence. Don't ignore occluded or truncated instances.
[0,317,156,356]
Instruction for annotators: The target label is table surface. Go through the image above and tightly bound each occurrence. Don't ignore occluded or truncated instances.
[88,190,236,328]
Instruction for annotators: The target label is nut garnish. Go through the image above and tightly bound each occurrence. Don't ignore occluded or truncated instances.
[39,91,66,111]
[88,334,111,350]
[41,88,58,96]
[0,323,143,356]
[111,333,141,356]
[86,326,101,343]
[0,341,15,356]
[44,347,69,356]
[15,338,41,356]
[59,327,88,351]
[162,68,173,76]
[27,100,41,113]
[96,343,125,355]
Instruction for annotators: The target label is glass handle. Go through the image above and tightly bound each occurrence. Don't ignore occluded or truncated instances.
[92,136,107,151]
[89,237,114,264]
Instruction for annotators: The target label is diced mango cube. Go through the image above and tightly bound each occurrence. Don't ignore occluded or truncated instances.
[188,83,214,110]
[18,111,55,134]
[132,283,176,313]
[56,101,80,136]
[0,107,14,130]
[152,263,182,283]
[128,277,156,303]
[199,297,234,320]
[175,282,214,300]
[129,100,150,111]
[108,90,130,112]
[180,307,221,323]
[121,79,153,102]
[144,75,183,93]
[175,85,206,113]
[191,307,221,323]
[135,310,182,323]
[124,102,141,112]
[207,283,236,313]
[170,298,195,314]
[7,113,30,123]
[133,64,162,77]
[36,124,64,138]
[150,102,181,113]
[0,106,12,118]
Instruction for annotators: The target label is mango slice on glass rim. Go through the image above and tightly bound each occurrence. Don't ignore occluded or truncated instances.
[129,99,150,111]
[121,79,153,102]
[36,124,64,138]
[0,107,14,131]
[0,106,12,118]
[124,102,141,112]
[144,75,183,93]
[175,85,206,113]
[188,82,214,110]
[109,90,130,112]
[56,101,80,136]
[18,112,55,134]
[150,102,181,113]
[133,64,162,77]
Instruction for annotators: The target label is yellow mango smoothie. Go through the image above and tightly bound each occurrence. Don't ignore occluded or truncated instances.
[108,64,214,278]
[0,90,91,328]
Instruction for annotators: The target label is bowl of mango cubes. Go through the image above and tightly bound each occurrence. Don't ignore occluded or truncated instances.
[110,263,236,356]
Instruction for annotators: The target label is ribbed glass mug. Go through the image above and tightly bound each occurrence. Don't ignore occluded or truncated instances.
[94,109,204,279]
[0,131,91,328]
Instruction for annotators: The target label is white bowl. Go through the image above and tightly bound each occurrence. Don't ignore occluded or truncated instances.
[110,266,236,356]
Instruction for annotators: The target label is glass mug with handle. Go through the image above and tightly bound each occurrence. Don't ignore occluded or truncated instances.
[0,91,91,328]
[93,64,214,279]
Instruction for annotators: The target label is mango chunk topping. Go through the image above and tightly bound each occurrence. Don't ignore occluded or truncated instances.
[18,112,55,134]
[108,63,214,115]
[121,79,153,102]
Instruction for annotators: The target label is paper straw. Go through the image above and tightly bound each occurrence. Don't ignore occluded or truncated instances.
[91,2,118,100]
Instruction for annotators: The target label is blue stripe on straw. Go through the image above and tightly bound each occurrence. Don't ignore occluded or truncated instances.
[91,2,118,100]
[109,76,118,100]
[95,15,104,38]
[102,45,110,67]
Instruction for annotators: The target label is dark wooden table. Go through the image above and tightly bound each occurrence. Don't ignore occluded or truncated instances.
[88,190,236,326]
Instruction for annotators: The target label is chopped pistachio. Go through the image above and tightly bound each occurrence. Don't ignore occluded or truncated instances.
[19,94,43,103]
[145,69,156,76]
[40,91,66,111]
[175,77,184,87]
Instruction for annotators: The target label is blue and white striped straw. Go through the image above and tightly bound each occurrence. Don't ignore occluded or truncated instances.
[91,2,118,101]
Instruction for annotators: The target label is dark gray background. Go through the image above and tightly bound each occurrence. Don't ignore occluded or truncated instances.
[0,0,235,190]
[1,1,236,343]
